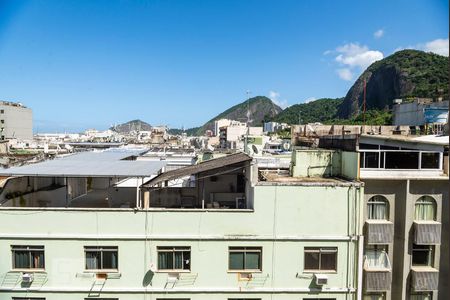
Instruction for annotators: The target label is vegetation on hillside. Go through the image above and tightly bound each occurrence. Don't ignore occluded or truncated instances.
[366,49,449,99]
[328,110,392,125]
[272,98,343,124]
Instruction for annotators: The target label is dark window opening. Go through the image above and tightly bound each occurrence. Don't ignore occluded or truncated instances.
[304,247,337,271]
[421,153,440,169]
[385,152,419,169]
[412,244,433,267]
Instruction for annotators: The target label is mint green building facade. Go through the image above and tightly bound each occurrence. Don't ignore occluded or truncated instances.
[0,151,364,300]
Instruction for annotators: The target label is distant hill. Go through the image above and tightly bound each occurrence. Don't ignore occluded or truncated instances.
[110,119,152,133]
[272,98,343,124]
[188,96,282,136]
[338,49,449,118]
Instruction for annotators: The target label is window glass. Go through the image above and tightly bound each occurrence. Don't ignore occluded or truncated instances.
[304,247,337,271]
[364,246,389,269]
[363,294,385,300]
[85,246,118,270]
[385,152,419,169]
[12,245,45,269]
[410,293,432,300]
[412,244,433,267]
[364,152,379,168]
[367,196,389,220]
[157,247,190,271]
[229,247,262,271]
[421,153,440,169]
[415,196,436,221]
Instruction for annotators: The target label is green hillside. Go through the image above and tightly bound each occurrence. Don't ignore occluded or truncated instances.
[272,98,343,124]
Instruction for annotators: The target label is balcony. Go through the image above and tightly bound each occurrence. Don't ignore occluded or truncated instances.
[363,251,392,291]
[414,221,441,244]
[411,266,439,292]
[365,220,394,244]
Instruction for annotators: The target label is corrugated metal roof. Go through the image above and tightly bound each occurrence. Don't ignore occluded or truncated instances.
[0,149,166,177]
[143,152,252,187]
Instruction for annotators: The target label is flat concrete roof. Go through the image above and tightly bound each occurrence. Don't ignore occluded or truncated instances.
[0,149,167,177]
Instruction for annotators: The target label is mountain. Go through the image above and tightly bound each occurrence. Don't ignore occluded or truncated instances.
[110,119,152,133]
[338,49,449,118]
[272,98,343,124]
[189,96,282,135]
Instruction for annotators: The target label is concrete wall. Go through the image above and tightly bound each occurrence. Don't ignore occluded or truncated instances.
[291,149,359,180]
[393,100,449,126]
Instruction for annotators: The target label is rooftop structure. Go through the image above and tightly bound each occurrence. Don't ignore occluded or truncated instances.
[0,100,33,140]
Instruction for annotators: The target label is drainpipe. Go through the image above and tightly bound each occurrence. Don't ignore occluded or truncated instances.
[357,235,364,300]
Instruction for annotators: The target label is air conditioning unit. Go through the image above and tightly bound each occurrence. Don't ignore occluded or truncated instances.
[314,274,328,285]
[22,273,34,283]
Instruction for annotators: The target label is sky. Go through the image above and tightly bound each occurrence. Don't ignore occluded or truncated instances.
[0,0,448,132]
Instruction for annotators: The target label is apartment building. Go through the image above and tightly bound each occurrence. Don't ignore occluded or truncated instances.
[357,134,448,300]
[0,149,365,300]
[291,124,449,300]
[0,101,33,140]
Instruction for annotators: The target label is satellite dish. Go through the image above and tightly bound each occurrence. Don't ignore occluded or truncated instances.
[252,144,259,154]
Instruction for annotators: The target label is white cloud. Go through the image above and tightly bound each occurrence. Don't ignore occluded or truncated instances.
[336,68,353,81]
[374,29,384,39]
[304,97,317,103]
[424,38,449,56]
[335,43,384,69]
[395,38,449,57]
[268,90,288,109]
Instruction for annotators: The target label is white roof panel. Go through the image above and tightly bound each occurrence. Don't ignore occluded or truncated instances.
[0,149,166,177]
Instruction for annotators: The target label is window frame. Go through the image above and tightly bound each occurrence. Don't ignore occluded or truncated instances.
[84,246,119,272]
[412,244,434,267]
[11,245,45,271]
[156,246,191,272]
[304,247,338,273]
[228,246,262,272]
[367,196,389,220]
[414,196,437,221]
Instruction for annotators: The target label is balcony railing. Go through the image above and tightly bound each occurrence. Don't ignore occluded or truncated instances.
[414,221,441,245]
[365,220,394,244]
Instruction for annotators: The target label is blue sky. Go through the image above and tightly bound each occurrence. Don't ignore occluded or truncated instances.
[0,0,448,132]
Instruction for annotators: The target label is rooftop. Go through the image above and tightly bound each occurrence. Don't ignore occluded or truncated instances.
[0,149,167,177]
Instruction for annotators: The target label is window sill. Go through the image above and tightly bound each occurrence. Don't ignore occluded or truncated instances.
[11,268,46,272]
[155,270,191,273]
[84,269,119,273]
[227,270,262,273]
[303,270,337,274]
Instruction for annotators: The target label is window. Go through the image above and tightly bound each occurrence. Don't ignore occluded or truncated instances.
[85,246,118,270]
[412,244,434,267]
[410,293,432,300]
[304,247,337,272]
[12,245,44,270]
[364,246,390,270]
[157,247,191,271]
[0,120,4,124]
[415,196,436,221]
[0,109,4,113]
[367,196,389,220]
[385,151,419,169]
[228,247,262,271]
[421,153,440,169]
[363,294,385,300]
